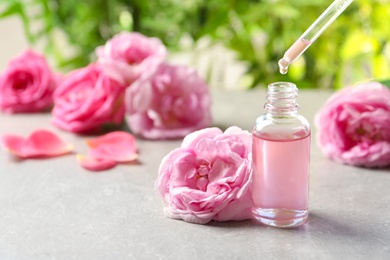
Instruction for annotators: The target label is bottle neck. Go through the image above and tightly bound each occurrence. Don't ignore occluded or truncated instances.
[264,82,299,117]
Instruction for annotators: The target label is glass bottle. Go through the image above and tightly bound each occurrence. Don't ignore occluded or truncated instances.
[252,82,311,228]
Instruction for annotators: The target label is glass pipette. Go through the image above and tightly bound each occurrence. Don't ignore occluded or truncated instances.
[278,0,354,74]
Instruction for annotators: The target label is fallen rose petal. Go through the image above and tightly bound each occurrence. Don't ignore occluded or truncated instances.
[0,135,26,155]
[77,154,117,171]
[27,130,73,156]
[0,129,73,158]
[86,131,138,162]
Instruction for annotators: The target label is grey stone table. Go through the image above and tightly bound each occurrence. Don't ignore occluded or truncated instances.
[0,89,389,259]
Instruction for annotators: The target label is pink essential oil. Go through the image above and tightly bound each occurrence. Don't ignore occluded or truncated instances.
[252,82,310,228]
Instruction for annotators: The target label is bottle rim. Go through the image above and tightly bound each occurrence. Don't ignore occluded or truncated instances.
[265,81,299,114]
[268,82,298,92]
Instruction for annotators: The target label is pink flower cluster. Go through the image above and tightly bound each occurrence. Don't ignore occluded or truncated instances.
[0,32,212,139]
[315,81,390,167]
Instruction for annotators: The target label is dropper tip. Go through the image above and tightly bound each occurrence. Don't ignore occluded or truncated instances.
[278,59,289,75]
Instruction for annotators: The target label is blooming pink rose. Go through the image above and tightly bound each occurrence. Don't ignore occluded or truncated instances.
[125,63,212,139]
[96,32,167,86]
[315,81,390,167]
[156,127,253,224]
[0,50,59,113]
[52,64,125,133]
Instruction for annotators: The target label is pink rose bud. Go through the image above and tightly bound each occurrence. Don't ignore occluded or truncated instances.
[96,31,167,86]
[315,81,390,167]
[0,50,59,113]
[125,63,212,140]
[156,127,253,224]
[52,64,126,134]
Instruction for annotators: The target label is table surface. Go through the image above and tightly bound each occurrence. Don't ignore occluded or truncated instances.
[1,89,389,260]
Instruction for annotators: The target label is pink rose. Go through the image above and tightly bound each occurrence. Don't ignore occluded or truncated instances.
[125,63,212,140]
[315,81,390,167]
[96,32,167,86]
[156,127,253,224]
[52,64,125,133]
[0,50,58,113]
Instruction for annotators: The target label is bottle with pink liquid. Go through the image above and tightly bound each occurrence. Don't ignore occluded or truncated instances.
[252,82,310,228]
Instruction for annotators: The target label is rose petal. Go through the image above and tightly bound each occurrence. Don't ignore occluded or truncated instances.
[77,154,117,171]
[86,131,138,162]
[0,135,26,155]
[0,129,73,158]
[27,129,73,155]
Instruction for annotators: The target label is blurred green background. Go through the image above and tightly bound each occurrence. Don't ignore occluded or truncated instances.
[1,0,389,89]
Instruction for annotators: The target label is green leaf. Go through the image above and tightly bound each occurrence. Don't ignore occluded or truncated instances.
[1,0,389,89]
[0,2,21,18]
[0,1,36,43]
[378,80,390,89]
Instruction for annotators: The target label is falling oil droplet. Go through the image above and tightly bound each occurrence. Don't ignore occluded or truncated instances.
[278,59,289,75]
